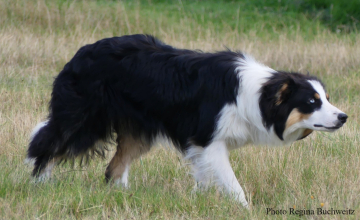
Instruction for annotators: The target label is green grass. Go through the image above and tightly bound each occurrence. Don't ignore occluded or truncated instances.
[1,0,360,219]
[3,0,359,39]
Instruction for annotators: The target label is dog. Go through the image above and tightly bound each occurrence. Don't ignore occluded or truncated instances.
[27,34,347,208]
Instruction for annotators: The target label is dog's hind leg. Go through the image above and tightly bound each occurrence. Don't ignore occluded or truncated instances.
[186,146,212,190]
[187,141,249,208]
[105,135,150,188]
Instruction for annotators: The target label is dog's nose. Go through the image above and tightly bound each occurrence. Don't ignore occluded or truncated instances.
[338,113,348,123]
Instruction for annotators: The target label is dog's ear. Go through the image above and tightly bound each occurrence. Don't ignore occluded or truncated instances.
[275,76,297,106]
[261,72,298,108]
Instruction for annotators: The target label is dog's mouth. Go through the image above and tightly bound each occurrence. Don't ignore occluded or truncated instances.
[314,124,342,130]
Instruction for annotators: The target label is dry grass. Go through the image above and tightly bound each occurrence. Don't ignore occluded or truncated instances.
[1,0,360,219]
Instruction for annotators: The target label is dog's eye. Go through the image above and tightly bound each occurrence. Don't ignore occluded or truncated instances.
[309,98,315,104]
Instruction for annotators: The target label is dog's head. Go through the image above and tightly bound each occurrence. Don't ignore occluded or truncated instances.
[260,72,347,141]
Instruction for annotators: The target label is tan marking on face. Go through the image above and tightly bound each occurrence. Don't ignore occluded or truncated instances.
[314,93,320,99]
[285,108,312,130]
[326,93,329,100]
[275,83,288,106]
[105,135,150,182]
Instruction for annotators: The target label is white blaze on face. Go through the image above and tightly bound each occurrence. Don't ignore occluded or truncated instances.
[303,80,346,131]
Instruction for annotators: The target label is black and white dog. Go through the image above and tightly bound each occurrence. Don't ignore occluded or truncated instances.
[27,34,347,207]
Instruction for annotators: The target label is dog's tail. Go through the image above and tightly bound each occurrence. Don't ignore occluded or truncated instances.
[26,120,62,176]
[24,121,49,165]
[26,117,112,177]
[27,109,115,176]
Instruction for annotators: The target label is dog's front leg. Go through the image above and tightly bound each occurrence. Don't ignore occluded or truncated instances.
[203,140,249,208]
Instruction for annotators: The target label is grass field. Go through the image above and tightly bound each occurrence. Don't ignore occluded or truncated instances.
[1,0,360,219]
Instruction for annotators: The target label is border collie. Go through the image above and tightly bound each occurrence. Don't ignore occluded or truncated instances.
[27,34,347,208]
